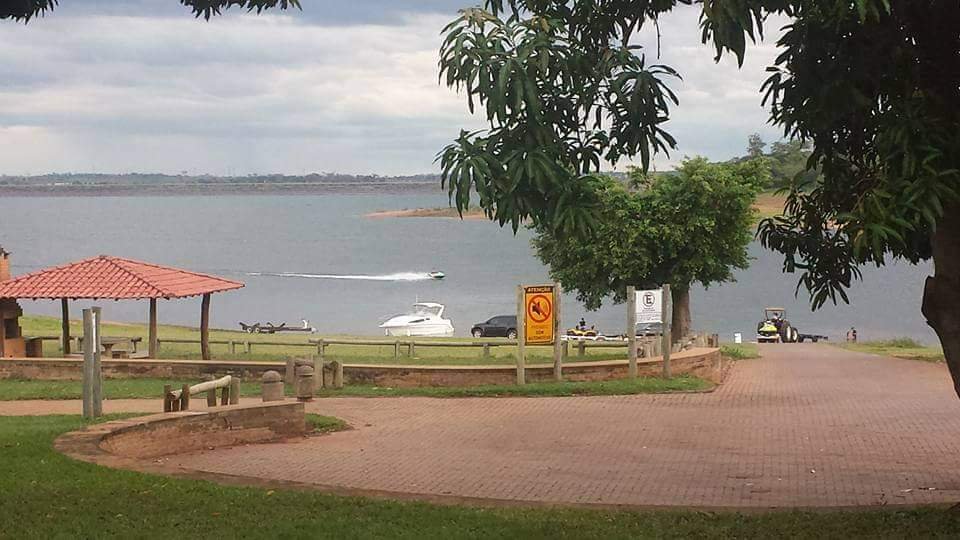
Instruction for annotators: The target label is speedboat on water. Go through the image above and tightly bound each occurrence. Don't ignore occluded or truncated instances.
[379,302,455,337]
[428,271,445,279]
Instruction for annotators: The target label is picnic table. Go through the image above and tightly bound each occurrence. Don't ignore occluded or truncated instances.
[76,336,143,359]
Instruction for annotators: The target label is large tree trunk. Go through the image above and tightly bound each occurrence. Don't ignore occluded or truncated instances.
[922,201,960,399]
[671,286,692,342]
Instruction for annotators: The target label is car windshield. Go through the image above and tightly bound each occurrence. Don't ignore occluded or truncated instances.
[413,304,442,317]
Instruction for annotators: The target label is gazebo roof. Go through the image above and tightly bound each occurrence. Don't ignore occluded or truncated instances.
[0,255,244,300]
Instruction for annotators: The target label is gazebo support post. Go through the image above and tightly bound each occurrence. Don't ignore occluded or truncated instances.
[61,298,71,355]
[200,293,211,360]
[148,298,158,359]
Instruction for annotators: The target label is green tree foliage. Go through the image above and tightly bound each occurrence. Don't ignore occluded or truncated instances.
[437,5,681,233]
[0,1,299,22]
[442,1,960,396]
[740,134,817,189]
[746,133,766,159]
[532,157,766,338]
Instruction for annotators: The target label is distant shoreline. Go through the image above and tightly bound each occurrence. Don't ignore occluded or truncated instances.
[366,207,488,220]
[0,181,442,197]
[367,193,788,221]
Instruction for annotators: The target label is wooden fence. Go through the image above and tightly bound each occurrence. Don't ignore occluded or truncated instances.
[31,333,718,362]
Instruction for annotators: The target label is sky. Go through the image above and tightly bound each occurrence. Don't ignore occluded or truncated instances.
[0,1,788,176]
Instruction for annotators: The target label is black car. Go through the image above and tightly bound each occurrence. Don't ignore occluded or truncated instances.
[471,315,518,339]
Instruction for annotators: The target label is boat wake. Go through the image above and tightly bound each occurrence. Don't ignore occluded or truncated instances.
[247,271,436,282]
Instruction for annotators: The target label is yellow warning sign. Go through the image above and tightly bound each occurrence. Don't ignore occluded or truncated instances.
[524,285,555,345]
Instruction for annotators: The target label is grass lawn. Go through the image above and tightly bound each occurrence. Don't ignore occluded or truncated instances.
[0,376,711,400]
[20,315,627,366]
[2,415,960,538]
[838,338,945,363]
[305,413,348,433]
[720,343,760,360]
[315,375,712,398]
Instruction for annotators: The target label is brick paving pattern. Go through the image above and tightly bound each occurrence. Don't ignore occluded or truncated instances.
[161,344,960,508]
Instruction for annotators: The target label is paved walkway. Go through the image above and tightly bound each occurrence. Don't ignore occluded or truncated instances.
[8,344,960,508]
[165,345,960,508]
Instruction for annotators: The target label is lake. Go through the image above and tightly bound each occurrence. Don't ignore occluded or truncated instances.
[0,192,934,343]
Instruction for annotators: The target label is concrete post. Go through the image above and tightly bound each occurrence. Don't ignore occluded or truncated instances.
[261,370,284,401]
[295,365,315,401]
[332,360,344,389]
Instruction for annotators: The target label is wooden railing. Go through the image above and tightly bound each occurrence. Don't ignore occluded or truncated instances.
[32,332,719,362]
[163,375,239,412]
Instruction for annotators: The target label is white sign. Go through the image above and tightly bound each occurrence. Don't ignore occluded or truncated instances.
[635,289,662,324]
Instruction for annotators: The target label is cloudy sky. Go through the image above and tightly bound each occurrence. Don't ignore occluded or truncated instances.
[0,1,787,176]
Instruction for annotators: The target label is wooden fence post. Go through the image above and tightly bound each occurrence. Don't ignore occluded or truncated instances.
[482,343,491,358]
[206,388,217,406]
[180,383,190,411]
[394,340,401,362]
[313,355,323,391]
[163,384,172,413]
[229,340,236,354]
[577,341,586,357]
[245,341,252,354]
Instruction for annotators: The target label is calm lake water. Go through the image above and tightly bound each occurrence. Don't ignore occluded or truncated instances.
[1,193,934,343]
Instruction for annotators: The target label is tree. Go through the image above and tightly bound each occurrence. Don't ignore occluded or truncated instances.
[441,2,960,397]
[0,1,298,22]
[532,157,766,339]
[746,133,766,159]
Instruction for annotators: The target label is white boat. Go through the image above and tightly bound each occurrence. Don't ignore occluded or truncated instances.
[379,302,455,337]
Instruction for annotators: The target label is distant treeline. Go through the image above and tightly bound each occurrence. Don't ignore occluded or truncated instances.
[0,172,444,187]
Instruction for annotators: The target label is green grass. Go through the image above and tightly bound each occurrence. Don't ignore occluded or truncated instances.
[3,415,960,538]
[0,378,267,401]
[315,375,712,398]
[720,343,760,360]
[305,413,349,433]
[0,376,710,400]
[839,338,945,363]
[20,315,626,366]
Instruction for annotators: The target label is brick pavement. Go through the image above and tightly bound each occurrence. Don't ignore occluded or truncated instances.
[161,344,960,508]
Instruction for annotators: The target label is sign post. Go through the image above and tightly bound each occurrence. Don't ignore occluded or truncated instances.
[627,286,637,378]
[517,284,557,385]
[634,287,671,378]
[552,283,562,381]
[82,307,103,419]
[515,285,526,385]
[661,284,672,378]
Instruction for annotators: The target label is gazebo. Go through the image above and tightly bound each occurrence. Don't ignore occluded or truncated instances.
[0,255,244,360]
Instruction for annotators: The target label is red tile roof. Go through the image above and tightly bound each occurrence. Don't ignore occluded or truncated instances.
[0,255,244,300]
